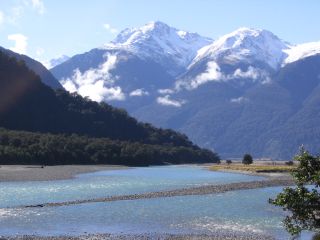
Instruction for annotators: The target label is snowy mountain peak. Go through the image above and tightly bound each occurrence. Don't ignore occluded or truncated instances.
[193,27,290,70]
[103,21,213,71]
[283,41,320,65]
[112,21,171,45]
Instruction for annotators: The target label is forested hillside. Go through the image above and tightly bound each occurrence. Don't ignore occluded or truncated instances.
[0,50,219,165]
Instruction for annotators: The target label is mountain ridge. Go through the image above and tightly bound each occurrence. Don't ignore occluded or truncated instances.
[50,21,320,159]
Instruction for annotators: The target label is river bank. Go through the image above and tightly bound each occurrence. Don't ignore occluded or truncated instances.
[0,165,128,182]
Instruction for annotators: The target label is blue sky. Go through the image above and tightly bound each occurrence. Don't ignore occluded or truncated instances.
[1,0,320,64]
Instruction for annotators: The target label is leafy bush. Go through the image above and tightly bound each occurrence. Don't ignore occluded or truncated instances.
[269,147,320,235]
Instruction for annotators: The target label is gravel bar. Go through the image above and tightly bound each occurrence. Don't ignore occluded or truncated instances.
[20,179,293,208]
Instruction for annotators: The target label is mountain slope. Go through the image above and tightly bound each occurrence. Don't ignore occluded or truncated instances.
[47,55,70,69]
[0,50,219,165]
[50,23,320,159]
[51,22,212,110]
[0,46,62,89]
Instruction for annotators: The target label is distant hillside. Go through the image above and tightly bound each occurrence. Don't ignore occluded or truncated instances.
[0,50,219,165]
[0,46,62,89]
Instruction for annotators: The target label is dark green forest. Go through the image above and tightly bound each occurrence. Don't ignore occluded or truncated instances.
[0,50,220,165]
[0,128,219,166]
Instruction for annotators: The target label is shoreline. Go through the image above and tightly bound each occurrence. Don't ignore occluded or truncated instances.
[0,165,129,182]
[0,163,293,182]
[207,167,293,180]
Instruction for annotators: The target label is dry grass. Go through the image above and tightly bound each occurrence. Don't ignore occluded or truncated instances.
[210,164,296,173]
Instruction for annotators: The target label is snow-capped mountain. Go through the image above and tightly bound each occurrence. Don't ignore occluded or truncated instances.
[47,55,70,69]
[51,21,213,106]
[50,22,320,159]
[191,27,290,70]
[179,28,320,90]
[283,41,320,65]
[191,27,320,72]
[102,21,213,75]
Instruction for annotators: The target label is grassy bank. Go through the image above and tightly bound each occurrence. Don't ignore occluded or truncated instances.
[210,164,296,173]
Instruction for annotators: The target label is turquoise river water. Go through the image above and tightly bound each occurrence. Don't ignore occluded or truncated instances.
[0,165,316,239]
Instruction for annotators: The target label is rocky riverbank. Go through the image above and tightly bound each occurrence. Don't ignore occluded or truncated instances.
[20,178,293,208]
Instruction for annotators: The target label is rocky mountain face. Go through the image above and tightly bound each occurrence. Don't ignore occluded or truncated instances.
[50,22,320,159]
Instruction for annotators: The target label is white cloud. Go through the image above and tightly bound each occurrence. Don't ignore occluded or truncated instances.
[158,88,175,95]
[177,61,223,90]
[233,66,263,80]
[0,11,4,25]
[30,0,45,15]
[157,95,185,107]
[36,47,44,56]
[177,63,273,91]
[7,6,24,24]
[61,54,125,102]
[62,80,77,93]
[191,61,222,88]
[230,97,248,104]
[233,67,272,85]
[129,88,149,97]
[103,23,118,34]
[5,0,44,25]
[8,34,28,54]
[78,81,124,102]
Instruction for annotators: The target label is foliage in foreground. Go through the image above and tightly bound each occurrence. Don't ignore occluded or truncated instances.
[269,147,320,235]
[0,128,220,166]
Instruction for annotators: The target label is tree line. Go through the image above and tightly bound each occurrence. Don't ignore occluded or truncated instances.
[0,128,220,166]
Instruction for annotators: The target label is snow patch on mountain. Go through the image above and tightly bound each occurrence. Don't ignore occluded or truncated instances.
[46,55,70,69]
[61,54,125,102]
[102,21,213,70]
[192,27,290,70]
[283,41,320,65]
